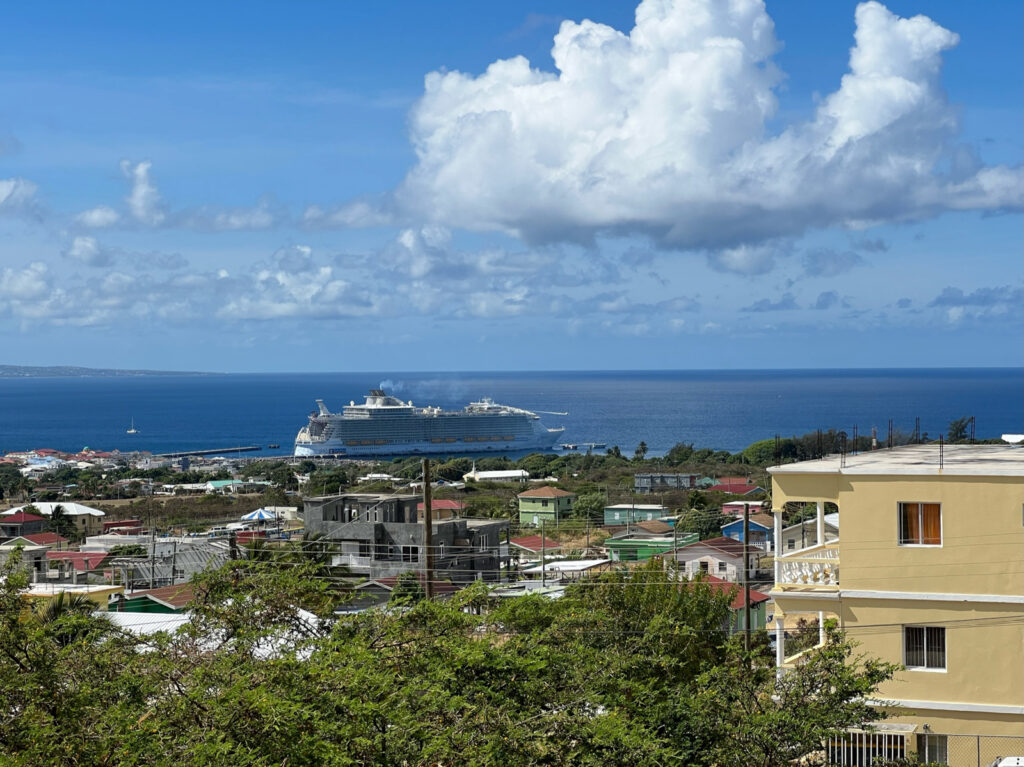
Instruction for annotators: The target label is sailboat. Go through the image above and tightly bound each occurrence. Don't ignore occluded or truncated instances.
[126,417,139,435]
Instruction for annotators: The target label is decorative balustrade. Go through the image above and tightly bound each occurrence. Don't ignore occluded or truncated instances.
[776,543,840,587]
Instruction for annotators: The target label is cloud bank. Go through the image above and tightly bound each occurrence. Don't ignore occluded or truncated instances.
[393,0,1021,251]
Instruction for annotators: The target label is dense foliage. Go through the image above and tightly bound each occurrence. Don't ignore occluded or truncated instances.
[0,555,898,766]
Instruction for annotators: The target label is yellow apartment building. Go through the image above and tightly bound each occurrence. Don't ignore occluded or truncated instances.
[769,444,1024,766]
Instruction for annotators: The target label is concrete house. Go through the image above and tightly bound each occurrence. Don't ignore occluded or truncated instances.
[779,512,839,553]
[770,444,1024,765]
[0,511,47,540]
[634,473,700,494]
[703,575,772,633]
[518,487,575,526]
[2,502,106,537]
[602,503,668,526]
[605,531,698,562]
[668,536,763,582]
[720,513,776,551]
[305,493,508,584]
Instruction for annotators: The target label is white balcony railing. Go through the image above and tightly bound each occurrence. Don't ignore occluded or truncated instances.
[776,542,839,587]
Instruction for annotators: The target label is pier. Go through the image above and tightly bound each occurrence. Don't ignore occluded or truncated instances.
[154,445,263,458]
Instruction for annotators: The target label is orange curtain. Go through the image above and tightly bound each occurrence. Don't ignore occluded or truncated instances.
[901,503,921,544]
[922,503,941,545]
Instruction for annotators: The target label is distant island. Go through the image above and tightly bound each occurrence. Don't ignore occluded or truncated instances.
[0,365,214,378]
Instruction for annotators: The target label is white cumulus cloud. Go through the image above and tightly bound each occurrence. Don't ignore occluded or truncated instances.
[64,236,114,267]
[120,160,165,226]
[74,205,121,228]
[0,262,51,300]
[394,0,1022,251]
[0,178,38,214]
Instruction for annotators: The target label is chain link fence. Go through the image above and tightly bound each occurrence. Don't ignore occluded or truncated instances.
[827,731,1024,766]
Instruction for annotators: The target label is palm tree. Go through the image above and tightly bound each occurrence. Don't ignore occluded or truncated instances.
[634,441,648,461]
[47,503,78,542]
[34,590,95,624]
[32,591,102,647]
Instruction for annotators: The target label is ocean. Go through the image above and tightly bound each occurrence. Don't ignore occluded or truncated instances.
[0,368,1020,458]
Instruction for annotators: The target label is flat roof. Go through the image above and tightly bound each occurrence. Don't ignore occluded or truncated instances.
[23,583,122,596]
[605,504,666,510]
[769,444,1024,477]
[523,559,609,573]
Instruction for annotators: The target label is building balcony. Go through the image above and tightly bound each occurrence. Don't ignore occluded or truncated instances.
[775,542,840,590]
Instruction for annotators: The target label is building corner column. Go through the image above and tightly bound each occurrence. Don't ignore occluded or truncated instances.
[773,509,783,582]
[775,615,785,679]
[816,501,825,547]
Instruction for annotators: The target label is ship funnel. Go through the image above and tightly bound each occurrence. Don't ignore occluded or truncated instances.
[315,399,329,416]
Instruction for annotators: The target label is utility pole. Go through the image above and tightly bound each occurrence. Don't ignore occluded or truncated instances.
[422,459,434,600]
[170,540,178,585]
[149,505,157,588]
[541,519,546,588]
[743,502,751,655]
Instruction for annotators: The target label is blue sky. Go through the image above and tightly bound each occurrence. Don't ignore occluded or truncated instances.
[0,0,1020,372]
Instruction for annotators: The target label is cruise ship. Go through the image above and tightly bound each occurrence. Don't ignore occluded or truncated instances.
[293,389,564,457]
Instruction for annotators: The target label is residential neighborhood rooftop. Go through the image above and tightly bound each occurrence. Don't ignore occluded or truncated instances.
[517,486,574,498]
[703,575,771,609]
[509,535,561,553]
[769,443,1024,477]
[127,583,196,610]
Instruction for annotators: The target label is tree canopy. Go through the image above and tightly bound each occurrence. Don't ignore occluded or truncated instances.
[0,554,900,766]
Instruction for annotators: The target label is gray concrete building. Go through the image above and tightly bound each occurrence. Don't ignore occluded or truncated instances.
[634,473,701,494]
[304,493,508,584]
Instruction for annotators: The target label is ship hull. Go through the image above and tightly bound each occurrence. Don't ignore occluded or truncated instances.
[294,430,562,458]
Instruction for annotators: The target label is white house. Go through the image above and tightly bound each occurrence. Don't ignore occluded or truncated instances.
[2,502,105,537]
[779,512,839,553]
[463,468,529,484]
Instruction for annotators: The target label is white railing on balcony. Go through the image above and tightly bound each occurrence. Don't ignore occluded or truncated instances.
[777,542,840,587]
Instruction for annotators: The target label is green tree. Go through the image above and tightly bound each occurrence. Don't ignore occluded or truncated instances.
[108,544,148,557]
[680,625,899,767]
[947,416,970,443]
[434,457,473,482]
[679,506,728,540]
[388,571,426,605]
[0,554,902,766]
[665,441,695,465]
[572,492,606,523]
[633,441,648,461]
[0,465,29,501]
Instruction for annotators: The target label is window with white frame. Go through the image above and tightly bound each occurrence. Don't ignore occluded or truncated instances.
[904,626,945,669]
[915,733,948,764]
[898,502,941,545]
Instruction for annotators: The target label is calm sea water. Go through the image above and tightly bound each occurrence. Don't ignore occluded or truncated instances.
[0,369,1020,458]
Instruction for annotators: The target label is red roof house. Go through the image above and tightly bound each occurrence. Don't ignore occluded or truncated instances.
[0,512,47,538]
[2,511,46,524]
[357,572,459,597]
[45,551,110,572]
[509,535,561,555]
[416,499,464,519]
[20,532,69,547]
[703,575,771,609]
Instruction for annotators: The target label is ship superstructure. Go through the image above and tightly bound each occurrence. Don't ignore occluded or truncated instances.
[294,389,564,457]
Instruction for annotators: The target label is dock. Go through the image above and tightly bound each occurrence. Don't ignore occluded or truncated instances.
[154,446,263,458]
